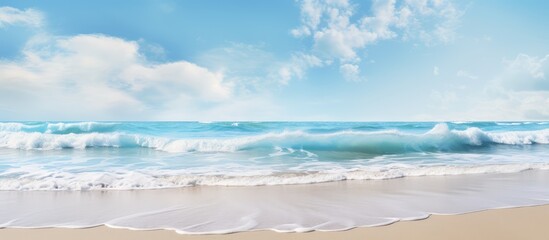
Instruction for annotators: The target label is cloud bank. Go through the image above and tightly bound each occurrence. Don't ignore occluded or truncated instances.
[0,34,233,120]
[488,54,549,119]
[429,53,549,120]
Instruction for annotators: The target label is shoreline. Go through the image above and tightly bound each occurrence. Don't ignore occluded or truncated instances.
[1,170,549,233]
[2,204,549,239]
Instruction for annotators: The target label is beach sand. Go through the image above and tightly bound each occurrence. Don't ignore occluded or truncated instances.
[2,204,548,240]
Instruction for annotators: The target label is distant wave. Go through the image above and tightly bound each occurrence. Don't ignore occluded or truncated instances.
[2,163,548,190]
[0,122,118,134]
[44,122,118,134]
[451,121,472,124]
[1,123,549,153]
[496,122,523,126]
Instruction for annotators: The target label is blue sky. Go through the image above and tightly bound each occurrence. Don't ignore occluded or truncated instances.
[0,0,548,121]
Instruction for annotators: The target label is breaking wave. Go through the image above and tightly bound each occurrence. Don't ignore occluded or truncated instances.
[0,123,548,153]
[0,122,118,134]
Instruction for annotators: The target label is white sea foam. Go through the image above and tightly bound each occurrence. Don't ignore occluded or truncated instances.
[496,122,522,126]
[0,122,29,132]
[1,163,547,190]
[0,131,130,150]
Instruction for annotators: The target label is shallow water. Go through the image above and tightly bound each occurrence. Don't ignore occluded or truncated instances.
[1,170,548,233]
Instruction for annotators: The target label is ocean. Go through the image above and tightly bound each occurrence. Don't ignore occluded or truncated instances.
[1,121,548,190]
[1,121,549,233]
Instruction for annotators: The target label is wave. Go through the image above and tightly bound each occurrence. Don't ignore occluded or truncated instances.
[496,122,523,126]
[43,122,119,134]
[0,122,32,132]
[451,121,472,124]
[0,122,118,134]
[1,123,549,153]
[2,163,548,190]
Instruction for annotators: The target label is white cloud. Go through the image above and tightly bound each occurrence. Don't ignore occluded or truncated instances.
[492,53,549,119]
[339,63,362,82]
[292,0,462,80]
[423,53,549,120]
[433,66,439,75]
[198,43,324,86]
[197,43,276,91]
[500,54,549,91]
[290,0,324,37]
[0,34,233,120]
[470,91,549,120]
[402,0,462,44]
[466,53,549,120]
[0,6,43,28]
[276,52,324,84]
[456,70,478,79]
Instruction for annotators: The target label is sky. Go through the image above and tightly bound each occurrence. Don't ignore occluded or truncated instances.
[0,0,548,121]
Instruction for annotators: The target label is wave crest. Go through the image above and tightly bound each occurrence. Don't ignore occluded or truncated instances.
[0,123,548,153]
[0,122,118,134]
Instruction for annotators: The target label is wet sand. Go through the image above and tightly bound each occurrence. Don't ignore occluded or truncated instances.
[2,204,549,240]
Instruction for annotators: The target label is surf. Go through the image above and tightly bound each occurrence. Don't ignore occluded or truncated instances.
[0,123,548,154]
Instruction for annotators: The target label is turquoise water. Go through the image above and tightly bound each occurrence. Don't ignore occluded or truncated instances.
[1,121,549,190]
